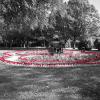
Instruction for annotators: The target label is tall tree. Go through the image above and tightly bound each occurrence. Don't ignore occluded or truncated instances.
[0,0,64,38]
[66,0,100,48]
[84,5,100,37]
[67,0,90,38]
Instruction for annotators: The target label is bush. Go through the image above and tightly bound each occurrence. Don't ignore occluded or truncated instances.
[78,40,92,50]
[94,39,100,50]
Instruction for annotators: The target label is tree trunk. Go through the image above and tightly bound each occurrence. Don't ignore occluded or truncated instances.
[5,40,7,47]
[73,36,76,49]
[24,43,26,48]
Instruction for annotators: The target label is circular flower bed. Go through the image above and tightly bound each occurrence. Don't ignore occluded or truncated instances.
[0,50,100,67]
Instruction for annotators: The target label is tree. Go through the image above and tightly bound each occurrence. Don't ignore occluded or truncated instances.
[66,0,100,48]
[1,0,100,48]
[84,5,100,37]
[0,0,64,39]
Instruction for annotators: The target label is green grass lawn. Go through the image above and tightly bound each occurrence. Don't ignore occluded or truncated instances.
[0,63,100,100]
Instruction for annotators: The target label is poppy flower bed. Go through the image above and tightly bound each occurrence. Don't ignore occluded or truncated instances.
[0,49,100,67]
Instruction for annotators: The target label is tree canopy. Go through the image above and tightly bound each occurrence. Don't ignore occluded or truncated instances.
[0,0,100,45]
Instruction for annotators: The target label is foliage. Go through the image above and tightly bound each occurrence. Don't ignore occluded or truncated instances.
[84,5,100,37]
[0,0,100,47]
[67,0,100,39]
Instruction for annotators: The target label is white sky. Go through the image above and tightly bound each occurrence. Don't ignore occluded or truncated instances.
[63,0,100,14]
[89,0,100,14]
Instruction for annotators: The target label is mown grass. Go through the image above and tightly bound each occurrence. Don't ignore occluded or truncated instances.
[0,64,100,100]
